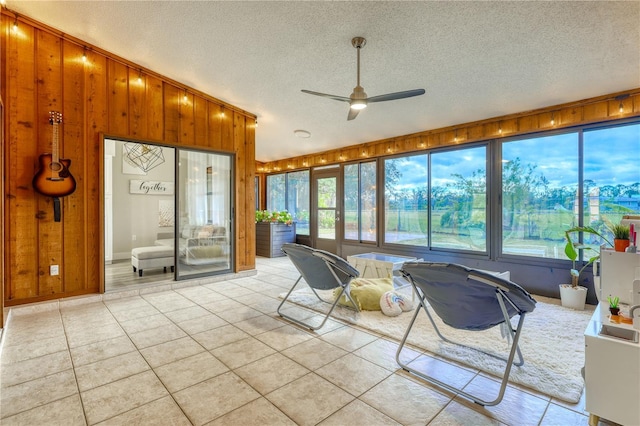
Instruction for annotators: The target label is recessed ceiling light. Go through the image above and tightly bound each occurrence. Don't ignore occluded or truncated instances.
[294,130,311,138]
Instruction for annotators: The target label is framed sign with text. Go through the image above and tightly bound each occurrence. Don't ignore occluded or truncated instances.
[129,180,174,195]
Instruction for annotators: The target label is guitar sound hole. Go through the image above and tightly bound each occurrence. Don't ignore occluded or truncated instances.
[49,162,63,172]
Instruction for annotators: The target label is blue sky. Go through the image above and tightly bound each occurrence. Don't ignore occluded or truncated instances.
[386,123,640,190]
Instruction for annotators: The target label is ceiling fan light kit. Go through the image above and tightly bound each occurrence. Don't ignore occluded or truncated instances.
[302,36,425,120]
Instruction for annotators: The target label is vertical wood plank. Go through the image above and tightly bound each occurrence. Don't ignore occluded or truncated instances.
[221,106,234,152]
[179,91,195,145]
[193,96,207,147]
[61,40,86,293]
[208,103,223,150]
[234,112,247,269]
[6,22,39,300]
[107,59,129,135]
[244,117,256,270]
[146,74,164,141]
[163,83,180,143]
[84,49,108,294]
[35,29,63,296]
[128,67,147,139]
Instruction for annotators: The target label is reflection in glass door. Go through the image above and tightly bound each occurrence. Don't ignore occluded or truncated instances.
[177,149,233,279]
[312,167,341,254]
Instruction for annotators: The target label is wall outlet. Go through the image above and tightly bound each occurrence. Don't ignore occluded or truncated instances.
[50,265,59,276]
[132,235,136,241]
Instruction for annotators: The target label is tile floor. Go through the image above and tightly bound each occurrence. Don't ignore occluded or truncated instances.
[0,256,606,425]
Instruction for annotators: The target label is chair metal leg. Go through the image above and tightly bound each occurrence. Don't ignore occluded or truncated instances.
[277,274,359,331]
[396,282,528,406]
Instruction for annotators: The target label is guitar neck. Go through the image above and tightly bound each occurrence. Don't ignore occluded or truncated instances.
[51,121,60,164]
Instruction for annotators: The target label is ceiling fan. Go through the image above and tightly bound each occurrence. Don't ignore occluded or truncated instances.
[302,37,426,121]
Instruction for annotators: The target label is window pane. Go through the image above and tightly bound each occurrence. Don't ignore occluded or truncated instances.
[317,210,336,239]
[502,133,578,258]
[384,154,428,246]
[266,174,285,211]
[344,164,358,240]
[431,147,487,251]
[360,162,377,242]
[287,171,310,235]
[584,124,640,248]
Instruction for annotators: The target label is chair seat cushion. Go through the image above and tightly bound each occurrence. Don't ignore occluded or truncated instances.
[334,277,393,311]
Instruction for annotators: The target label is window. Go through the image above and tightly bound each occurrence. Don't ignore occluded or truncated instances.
[287,170,310,235]
[583,123,640,247]
[501,133,578,259]
[266,174,286,211]
[431,146,487,252]
[266,170,310,235]
[344,161,376,242]
[384,154,428,246]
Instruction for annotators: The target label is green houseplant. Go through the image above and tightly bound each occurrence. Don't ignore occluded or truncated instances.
[607,295,620,316]
[609,223,630,252]
[562,226,612,310]
[255,210,293,225]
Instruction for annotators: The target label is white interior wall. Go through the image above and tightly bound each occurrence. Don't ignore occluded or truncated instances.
[112,142,175,260]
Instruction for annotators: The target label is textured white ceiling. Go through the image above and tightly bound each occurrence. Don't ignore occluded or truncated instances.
[11,1,640,162]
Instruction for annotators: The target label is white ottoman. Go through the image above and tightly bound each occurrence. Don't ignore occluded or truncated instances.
[131,246,174,277]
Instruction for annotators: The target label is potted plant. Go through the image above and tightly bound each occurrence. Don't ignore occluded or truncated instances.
[255,210,296,257]
[609,223,630,252]
[607,296,620,316]
[562,226,612,310]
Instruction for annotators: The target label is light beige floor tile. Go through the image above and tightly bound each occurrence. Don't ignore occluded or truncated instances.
[359,373,451,425]
[118,313,174,334]
[235,353,310,394]
[277,305,318,323]
[249,298,283,314]
[0,334,69,365]
[315,353,393,396]
[318,399,401,426]
[139,336,205,368]
[69,335,136,367]
[127,323,187,349]
[233,291,273,306]
[281,338,348,370]
[154,351,229,392]
[456,375,549,425]
[143,292,196,313]
[173,371,260,425]
[192,324,250,350]
[214,284,256,298]
[319,326,378,352]
[108,304,160,323]
[539,402,590,425]
[0,393,85,426]
[405,353,478,390]
[206,397,296,426]
[0,370,78,419]
[265,373,354,426]
[75,351,150,391]
[65,322,127,349]
[211,337,276,369]
[201,298,246,314]
[95,395,191,425]
[294,314,346,334]
[429,400,505,425]
[354,337,421,371]
[234,314,286,335]
[176,313,228,334]
[163,305,211,323]
[255,324,314,351]
[215,305,263,323]
[183,290,230,305]
[81,370,169,425]
[104,296,152,313]
[1,350,73,388]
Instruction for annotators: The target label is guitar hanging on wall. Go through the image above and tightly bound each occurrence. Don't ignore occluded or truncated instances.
[32,111,76,222]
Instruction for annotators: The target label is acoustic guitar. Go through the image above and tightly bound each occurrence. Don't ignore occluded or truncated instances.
[32,111,77,198]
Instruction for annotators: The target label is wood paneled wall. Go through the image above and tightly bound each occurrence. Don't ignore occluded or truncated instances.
[258,89,640,173]
[2,12,256,306]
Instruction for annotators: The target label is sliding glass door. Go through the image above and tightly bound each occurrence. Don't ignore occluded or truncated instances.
[176,149,233,279]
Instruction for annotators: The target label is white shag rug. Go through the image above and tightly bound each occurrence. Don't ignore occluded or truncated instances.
[280,287,594,403]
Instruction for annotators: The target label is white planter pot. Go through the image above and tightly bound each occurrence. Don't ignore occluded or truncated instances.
[559,284,587,310]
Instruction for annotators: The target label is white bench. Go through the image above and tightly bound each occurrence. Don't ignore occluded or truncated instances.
[131,246,174,277]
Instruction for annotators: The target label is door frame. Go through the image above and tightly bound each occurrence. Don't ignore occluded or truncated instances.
[311,165,341,255]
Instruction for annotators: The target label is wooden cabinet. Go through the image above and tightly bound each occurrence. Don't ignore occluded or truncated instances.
[256,222,296,258]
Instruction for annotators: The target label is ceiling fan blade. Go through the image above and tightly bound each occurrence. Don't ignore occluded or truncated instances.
[347,108,360,121]
[367,89,426,103]
[301,90,350,103]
